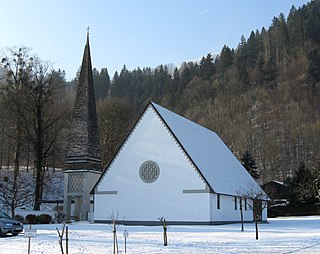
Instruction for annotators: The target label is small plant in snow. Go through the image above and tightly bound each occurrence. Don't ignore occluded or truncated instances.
[158,216,168,246]
[56,222,69,254]
[108,211,121,254]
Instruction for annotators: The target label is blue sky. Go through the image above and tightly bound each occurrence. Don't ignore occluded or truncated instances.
[0,0,310,81]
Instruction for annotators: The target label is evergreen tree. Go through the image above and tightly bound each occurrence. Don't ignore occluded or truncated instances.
[308,48,320,83]
[199,53,215,80]
[286,162,316,205]
[93,67,110,101]
[217,45,234,73]
[240,150,259,180]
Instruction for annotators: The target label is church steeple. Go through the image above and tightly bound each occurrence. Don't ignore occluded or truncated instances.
[63,31,103,221]
[65,32,102,171]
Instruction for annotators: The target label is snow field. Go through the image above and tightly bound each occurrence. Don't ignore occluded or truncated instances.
[1,216,320,253]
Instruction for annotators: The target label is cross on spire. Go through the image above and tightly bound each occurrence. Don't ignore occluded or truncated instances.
[87,26,90,36]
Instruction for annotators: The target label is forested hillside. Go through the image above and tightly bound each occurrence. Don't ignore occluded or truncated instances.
[86,1,320,183]
[1,1,319,188]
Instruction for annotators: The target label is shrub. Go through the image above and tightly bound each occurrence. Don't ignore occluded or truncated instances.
[38,214,52,224]
[25,214,38,224]
[14,214,25,223]
[54,212,66,223]
[53,205,63,212]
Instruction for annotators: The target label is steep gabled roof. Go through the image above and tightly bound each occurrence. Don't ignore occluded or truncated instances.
[92,101,267,198]
[151,102,266,198]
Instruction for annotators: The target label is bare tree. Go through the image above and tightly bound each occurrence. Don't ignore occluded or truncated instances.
[108,211,120,254]
[21,62,70,210]
[0,171,34,218]
[97,98,135,166]
[0,47,33,197]
[1,48,69,211]
[237,185,269,240]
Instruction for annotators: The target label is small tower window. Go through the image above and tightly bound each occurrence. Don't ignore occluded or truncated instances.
[217,194,221,209]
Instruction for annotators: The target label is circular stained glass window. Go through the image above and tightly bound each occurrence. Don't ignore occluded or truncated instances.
[139,161,160,183]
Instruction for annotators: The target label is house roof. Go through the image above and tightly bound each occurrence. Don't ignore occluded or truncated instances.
[92,101,267,199]
[151,102,267,198]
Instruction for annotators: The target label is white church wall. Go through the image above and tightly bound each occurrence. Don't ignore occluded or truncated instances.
[94,107,211,223]
[262,201,268,220]
[210,194,256,222]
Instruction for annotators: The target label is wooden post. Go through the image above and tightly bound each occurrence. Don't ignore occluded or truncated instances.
[124,234,127,253]
[113,220,115,254]
[113,220,118,253]
[28,225,31,254]
[253,200,259,240]
[66,225,69,254]
[123,230,129,253]
[163,219,167,246]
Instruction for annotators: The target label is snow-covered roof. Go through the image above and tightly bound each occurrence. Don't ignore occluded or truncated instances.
[151,102,267,198]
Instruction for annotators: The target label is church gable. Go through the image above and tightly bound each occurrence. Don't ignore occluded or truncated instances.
[94,105,211,221]
[96,104,207,193]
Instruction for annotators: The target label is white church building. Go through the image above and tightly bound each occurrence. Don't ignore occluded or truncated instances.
[91,102,268,225]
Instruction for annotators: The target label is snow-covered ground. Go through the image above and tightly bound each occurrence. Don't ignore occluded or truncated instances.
[1,216,320,253]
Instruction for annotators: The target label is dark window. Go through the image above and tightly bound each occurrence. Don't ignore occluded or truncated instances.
[217,194,220,209]
[245,198,247,211]
[235,197,237,210]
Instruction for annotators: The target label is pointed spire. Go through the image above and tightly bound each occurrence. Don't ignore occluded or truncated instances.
[65,31,102,171]
[86,26,90,47]
[87,26,90,36]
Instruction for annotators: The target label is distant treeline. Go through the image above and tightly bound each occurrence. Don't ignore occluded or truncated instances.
[66,1,320,182]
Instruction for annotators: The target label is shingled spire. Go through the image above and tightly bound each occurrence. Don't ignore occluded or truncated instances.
[65,32,102,171]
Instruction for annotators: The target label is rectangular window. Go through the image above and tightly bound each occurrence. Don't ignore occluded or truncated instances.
[217,194,220,209]
[245,198,247,211]
[234,197,237,210]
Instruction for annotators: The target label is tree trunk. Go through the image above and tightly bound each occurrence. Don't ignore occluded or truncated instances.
[13,142,20,196]
[33,157,43,210]
[33,106,44,211]
[0,127,4,171]
[66,225,69,254]
[26,143,30,172]
[12,127,21,217]
[255,218,259,240]
[33,143,44,210]
[240,198,244,232]
[164,227,168,246]
[254,209,259,240]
